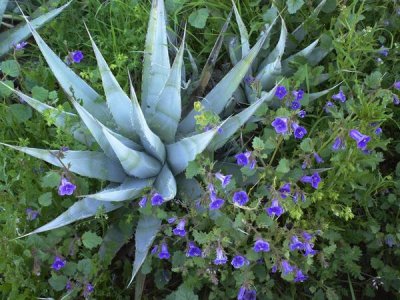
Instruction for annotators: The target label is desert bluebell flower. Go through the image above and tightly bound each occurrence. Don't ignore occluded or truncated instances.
[394,95,400,105]
[186,242,202,257]
[215,172,232,188]
[349,129,371,150]
[304,243,317,256]
[214,247,228,265]
[394,81,400,90]
[266,199,284,217]
[233,191,249,206]
[291,123,307,139]
[58,178,76,196]
[51,256,66,271]
[271,117,289,134]
[158,242,170,259]
[332,136,345,151]
[275,85,287,99]
[281,260,294,275]
[291,100,301,110]
[26,208,39,221]
[298,110,306,118]
[14,41,28,50]
[300,172,322,189]
[293,89,304,101]
[71,50,84,63]
[253,239,270,252]
[294,270,308,282]
[289,236,305,251]
[138,196,147,208]
[332,90,346,102]
[231,255,249,269]
[313,152,324,164]
[172,219,187,237]
[279,183,291,198]
[151,193,164,206]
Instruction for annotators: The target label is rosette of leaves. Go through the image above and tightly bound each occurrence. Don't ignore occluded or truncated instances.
[1,0,281,286]
[225,0,336,106]
[0,1,70,56]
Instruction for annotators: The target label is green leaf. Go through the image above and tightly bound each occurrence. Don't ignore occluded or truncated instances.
[41,171,61,188]
[0,60,20,77]
[9,104,32,123]
[364,71,382,89]
[188,8,209,29]
[287,0,305,14]
[38,192,52,207]
[185,160,202,179]
[252,137,265,151]
[31,86,49,101]
[82,231,103,249]
[0,80,14,97]
[77,258,93,276]
[127,215,161,287]
[48,274,68,292]
[276,158,290,174]
[300,138,313,153]
[165,284,199,300]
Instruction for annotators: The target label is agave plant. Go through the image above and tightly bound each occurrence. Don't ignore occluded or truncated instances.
[1,0,284,286]
[0,1,70,56]
[223,0,336,107]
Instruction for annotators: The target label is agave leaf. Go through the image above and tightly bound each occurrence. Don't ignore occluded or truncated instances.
[127,215,161,287]
[228,37,240,66]
[153,164,177,200]
[0,143,126,182]
[99,218,134,262]
[81,178,154,202]
[0,1,72,57]
[147,30,186,143]
[128,75,166,163]
[207,86,277,151]
[17,197,122,238]
[186,47,199,80]
[308,82,342,102]
[257,18,287,72]
[70,98,142,158]
[0,83,94,146]
[19,13,110,124]
[141,0,170,117]
[179,21,275,134]
[167,127,219,175]
[232,0,250,59]
[102,129,162,178]
[87,28,140,141]
[307,47,330,66]
[256,56,282,94]
[281,39,319,76]
[0,1,7,23]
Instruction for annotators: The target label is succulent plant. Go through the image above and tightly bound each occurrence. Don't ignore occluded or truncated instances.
[0,1,70,56]
[1,0,283,286]
[225,0,337,107]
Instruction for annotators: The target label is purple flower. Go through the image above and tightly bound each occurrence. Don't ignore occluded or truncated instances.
[253,239,270,253]
[172,219,187,237]
[375,127,382,135]
[325,101,334,112]
[293,89,304,101]
[394,81,400,90]
[379,47,389,57]
[233,191,249,206]
[291,100,301,110]
[279,183,291,199]
[289,236,305,251]
[271,265,277,273]
[281,260,294,275]
[231,255,249,269]
[332,90,346,102]
[65,281,73,291]
[151,193,164,206]
[291,123,307,139]
[244,75,255,85]
[214,247,228,265]
[215,172,232,188]
[385,235,395,247]
[51,256,66,271]
[300,172,322,189]
[304,243,318,256]
[58,178,76,196]
[139,196,147,208]
[349,129,371,150]
[294,270,308,282]
[394,95,400,105]
[302,231,312,241]
[238,287,256,300]
[266,199,284,217]
[71,50,84,63]
[186,242,202,257]
[14,41,28,50]
[298,110,306,118]
[26,208,39,221]
[313,152,324,164]
[84,283,94,298]
[332,136,345,151]
[167,217,177,224]
[275,85,287,100]
[235,151,251,166]
[292,191,299,203]
[209,192,225,210]
[271,117,289,134]
[151,245,158,255]
[158,243,170,259]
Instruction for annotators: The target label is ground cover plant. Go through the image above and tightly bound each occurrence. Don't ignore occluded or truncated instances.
[0,0,399,299]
